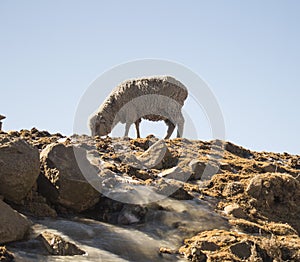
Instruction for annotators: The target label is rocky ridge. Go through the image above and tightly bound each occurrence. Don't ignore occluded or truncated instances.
[0,128,299,261]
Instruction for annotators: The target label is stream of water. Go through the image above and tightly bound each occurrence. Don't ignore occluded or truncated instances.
[9,197,229,262]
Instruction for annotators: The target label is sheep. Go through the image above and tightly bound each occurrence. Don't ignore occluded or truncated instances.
[0,115,5,131]
[89,76,188,139]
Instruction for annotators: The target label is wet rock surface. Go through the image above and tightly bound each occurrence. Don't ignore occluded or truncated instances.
[38,231,85,256]
[0,128,299,261]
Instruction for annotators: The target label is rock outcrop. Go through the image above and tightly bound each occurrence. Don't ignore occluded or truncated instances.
[0,136,40,203]
[0,129,299,261]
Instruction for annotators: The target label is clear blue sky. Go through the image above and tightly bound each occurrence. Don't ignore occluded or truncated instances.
[1,1,299,154]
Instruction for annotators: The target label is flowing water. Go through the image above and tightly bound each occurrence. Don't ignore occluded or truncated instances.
[8,196,229,262]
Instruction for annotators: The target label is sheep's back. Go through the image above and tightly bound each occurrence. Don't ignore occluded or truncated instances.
[107,76,188,111]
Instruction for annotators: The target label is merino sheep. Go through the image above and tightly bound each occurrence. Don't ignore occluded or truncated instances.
[89,76,188,139]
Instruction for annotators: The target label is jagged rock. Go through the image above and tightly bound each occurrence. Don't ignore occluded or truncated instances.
[159,166,191,182]
[0,199,31,244]
[0,246,14,262]
[0,136,40,203]
[124,140,174,169]
[38,231,85,256]
[225,142,252,158]
[189,160,219,180]
[40,143,100,212]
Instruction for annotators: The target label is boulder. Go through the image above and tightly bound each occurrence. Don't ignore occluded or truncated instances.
[159,166,191,182]
[189,159,219,180]
[0,136,40,203]
[38,231,85,256]
[124,140,174,169]
[245,173,300,232]
[246,173,300,210]
[0,199,31,244]
[40,143,100,212]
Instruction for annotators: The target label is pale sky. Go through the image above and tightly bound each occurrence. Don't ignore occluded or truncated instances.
[1,1,300,154]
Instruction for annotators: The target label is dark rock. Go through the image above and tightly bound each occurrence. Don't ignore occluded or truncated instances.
[229,241,252,259]
[199,241,219,251]
[256,245,272,262]
[38,231,85,256]
[170,187,193,200]
[225,142,252,158]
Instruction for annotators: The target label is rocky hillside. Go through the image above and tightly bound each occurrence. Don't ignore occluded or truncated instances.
[0,128,299,261]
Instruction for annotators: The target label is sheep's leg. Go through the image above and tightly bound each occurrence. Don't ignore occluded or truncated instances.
[176,113,184,138]
[124,122,131,137]
[134,119,141,138]
[164,119,175,139]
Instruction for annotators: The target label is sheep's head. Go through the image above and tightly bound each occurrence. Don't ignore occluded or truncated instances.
[89,114,111,136]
